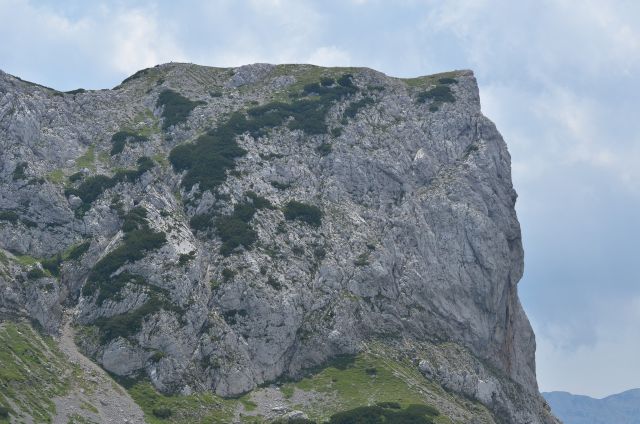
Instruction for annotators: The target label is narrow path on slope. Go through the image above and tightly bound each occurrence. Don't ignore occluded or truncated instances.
[53,312,146,424]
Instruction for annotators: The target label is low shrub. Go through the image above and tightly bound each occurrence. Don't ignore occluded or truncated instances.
[41,255,62,277]
[26,267,47,280]
[157,89,206,130]
[317,142,332,156]
[214,192,275,255]
[417,85,455,104]
[178,251,196,265]
[246,191,273,209]
[70,175,115,205]
[68,171,84,182]
[121,206,148,232]
[266,276,282,290]
[65,88,86,95]
[169,127,246,192]
[216,215,257,256]
[337,74,355,87]
[377,401,401,409]
[437,77,458,84]
[328,403,439,424]
[0,210,19,223]
[152,407,173,419]
[189,213,214,232]
[20,218,37,228]
[93,296,164,342]
[222,268,235,282]
[66,241,91,260]
[66,158,155,217]
[320,76,335,86]
[110,131,149,155]
[354,252,370,267]
[283,201,322,227]
[0,406,9,418]
[222,309,247,325]
[343,96,375,119]
[12,162,27,181]
[270,181,291,190]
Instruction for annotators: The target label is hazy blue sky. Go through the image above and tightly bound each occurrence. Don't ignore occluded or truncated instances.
[1,0,638,398]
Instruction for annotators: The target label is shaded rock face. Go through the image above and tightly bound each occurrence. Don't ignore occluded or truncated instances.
[0,63,556,423]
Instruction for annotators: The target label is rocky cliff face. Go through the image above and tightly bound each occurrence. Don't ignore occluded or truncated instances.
[0,63,557,423]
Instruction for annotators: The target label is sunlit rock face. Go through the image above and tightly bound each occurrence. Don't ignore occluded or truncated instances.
[0,63,558,423]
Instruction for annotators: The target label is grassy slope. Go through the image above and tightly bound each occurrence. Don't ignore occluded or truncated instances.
[0,322,73,423]
[124,344,493,423]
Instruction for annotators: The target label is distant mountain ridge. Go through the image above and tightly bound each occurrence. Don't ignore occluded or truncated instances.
[544,389,640,424]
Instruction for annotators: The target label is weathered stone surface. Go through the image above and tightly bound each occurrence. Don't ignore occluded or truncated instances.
[0,63,558,423]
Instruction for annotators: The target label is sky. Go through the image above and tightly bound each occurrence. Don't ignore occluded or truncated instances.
[1,0,638,399]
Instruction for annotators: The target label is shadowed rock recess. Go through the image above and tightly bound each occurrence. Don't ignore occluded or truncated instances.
[0,63,558,423]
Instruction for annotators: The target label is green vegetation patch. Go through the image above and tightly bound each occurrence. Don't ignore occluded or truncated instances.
[12,162,27,181]
[169,123,247,192]
[75,146,96,171]
[125,381,236,424]
[328,403,439,423]
[169,74,358,193]
[69,171,84,183]
[110,131,149,155]
[47,169,65,184]
[316,142,332,156]
[82,206,166,305]
[93,296,173,343]
[0,210,19,223]
[402,71,461,88]
[86,207,178,342]
[0,322,73,423]
[65,88,86,95]
[275,352,448,423]
[417,84,456,111]
[65,157,155,216]
[66,240,91,261]
[189,191,273,255]
[215,193,273,256]
[283,201,323,227]
[437,77,458,85]
[343,96,375,120]
[157,89,206,130]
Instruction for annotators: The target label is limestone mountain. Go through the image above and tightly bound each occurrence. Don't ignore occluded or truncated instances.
[0,63,558,423]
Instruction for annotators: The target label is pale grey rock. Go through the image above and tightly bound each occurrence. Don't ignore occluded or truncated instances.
[0,63,558,423]
[102,338,146,376]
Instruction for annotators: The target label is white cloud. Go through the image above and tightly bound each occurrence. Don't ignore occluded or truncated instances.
[306,46,352,67]
[0,0,187,88]
[107,9,186,75]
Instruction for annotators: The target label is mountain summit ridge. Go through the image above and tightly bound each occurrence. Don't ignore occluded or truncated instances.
[0,62,557,423]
